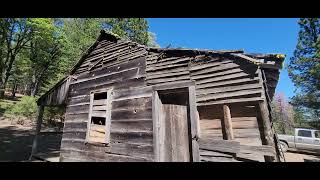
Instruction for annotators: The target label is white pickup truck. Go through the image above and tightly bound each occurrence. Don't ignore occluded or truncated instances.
[278,128,320,153]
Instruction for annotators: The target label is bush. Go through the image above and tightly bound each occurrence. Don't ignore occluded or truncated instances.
[43,106,65,130]
[5,96,38,120]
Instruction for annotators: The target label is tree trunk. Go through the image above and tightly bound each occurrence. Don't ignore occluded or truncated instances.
[0,83,5,99]
[30,75,40,97]
[11,82,17,98]
[30,82,39,97]
[0,53,17,99]
[25,83,31,96]
[0,70,7,98]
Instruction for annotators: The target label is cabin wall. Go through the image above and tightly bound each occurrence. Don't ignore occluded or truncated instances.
[59,41,276,162]
[38,77,71,106]
[146,53,264,105]
[146,52,267,162]
[197,105,262,144]
[190,56,263,106]
[197,103,265,162]
[60,39,153,162]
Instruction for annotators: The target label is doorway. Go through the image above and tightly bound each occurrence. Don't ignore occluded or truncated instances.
[152,82,199,162]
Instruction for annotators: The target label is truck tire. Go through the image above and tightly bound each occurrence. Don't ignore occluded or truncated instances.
[279,141,288,152]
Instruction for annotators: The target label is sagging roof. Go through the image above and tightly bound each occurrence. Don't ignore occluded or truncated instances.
[37,30,285,105]
[70,30,285,74]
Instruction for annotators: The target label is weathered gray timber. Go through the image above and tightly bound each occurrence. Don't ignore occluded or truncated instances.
[34,30,285,162]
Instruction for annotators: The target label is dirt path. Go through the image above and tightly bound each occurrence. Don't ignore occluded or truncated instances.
[0,124,34,161]
[284,150,320,162]
[0,120,62,162]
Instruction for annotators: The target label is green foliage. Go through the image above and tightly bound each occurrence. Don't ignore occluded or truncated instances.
[1,18,156,98]
[103,18,149,45]
[57,18,152,71]
[0,18,158,122]
[288,18,320,120]
[147,32,160,48]
[43,106,65,129]
[0,18,33,98]
[4,96,37,119]
[293,107,307,126]
[0,99,14,115]
[41,18,155,94]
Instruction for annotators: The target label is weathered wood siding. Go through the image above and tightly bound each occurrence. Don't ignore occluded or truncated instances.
[74,39,147,76]
[199,139,275,162]
[60,38,153,162]
[38,77,71,106]
[56,33,281,162]
[146,53,264,106]
[145,51,270,161]
[191,55,263,106]
[197,103,265,162]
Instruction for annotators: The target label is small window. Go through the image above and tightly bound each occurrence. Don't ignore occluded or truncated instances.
[315,131,320,138]
[297,130,312,138]
[86,90,111,144]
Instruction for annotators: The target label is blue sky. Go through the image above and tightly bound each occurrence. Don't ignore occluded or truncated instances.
[147,18,300,99]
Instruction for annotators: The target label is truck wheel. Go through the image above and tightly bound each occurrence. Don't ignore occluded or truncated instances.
[279,141,288,152]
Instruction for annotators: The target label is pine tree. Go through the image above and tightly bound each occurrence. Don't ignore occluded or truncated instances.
[288,18,320,121]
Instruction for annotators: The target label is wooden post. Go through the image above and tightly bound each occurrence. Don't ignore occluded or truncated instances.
[189,85,200,162]
[152,91,161,162]
[257,100,276,162]
[257,68,278,162]
[29,105,44,160]
[223,104,234,140]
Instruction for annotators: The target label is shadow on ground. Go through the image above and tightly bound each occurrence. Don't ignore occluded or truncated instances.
[284,149,320,162]
[288,149,320,157]
[0,125,62,162]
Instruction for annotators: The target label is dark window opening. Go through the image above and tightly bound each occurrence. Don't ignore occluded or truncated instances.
[158,88,189,105]
[298,130,312,138]
[94,92,108,100]
[91,117,106,125]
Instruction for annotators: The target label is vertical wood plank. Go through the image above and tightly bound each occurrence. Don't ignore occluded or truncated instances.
[163,104,190,162]
[158,93,165,162]
[29,105,45,160]
[105,89,113,144]
[223,104,234,140]
[257,68,277,162]
[163,104,173,161]
[86,93,94,141]
[152,91,160,162]
[257,100,276,162]
[189,85,200,162]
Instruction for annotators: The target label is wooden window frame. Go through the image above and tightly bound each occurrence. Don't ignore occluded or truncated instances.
[85,88,112,145]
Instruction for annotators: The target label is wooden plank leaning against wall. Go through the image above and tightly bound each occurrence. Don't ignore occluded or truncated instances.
[256,67,280,162]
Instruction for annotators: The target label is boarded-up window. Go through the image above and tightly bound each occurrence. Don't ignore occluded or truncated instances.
[86,90,112,144]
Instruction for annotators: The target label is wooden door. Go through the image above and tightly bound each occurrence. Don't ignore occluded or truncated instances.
[161,104,190,161]
[152,82,200,162]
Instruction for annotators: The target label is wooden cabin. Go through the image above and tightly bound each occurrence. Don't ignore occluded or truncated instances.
[31,30,285,162]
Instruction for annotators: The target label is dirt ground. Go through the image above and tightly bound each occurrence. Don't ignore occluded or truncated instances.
[0,119,62,162]
[283,150,320,162]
